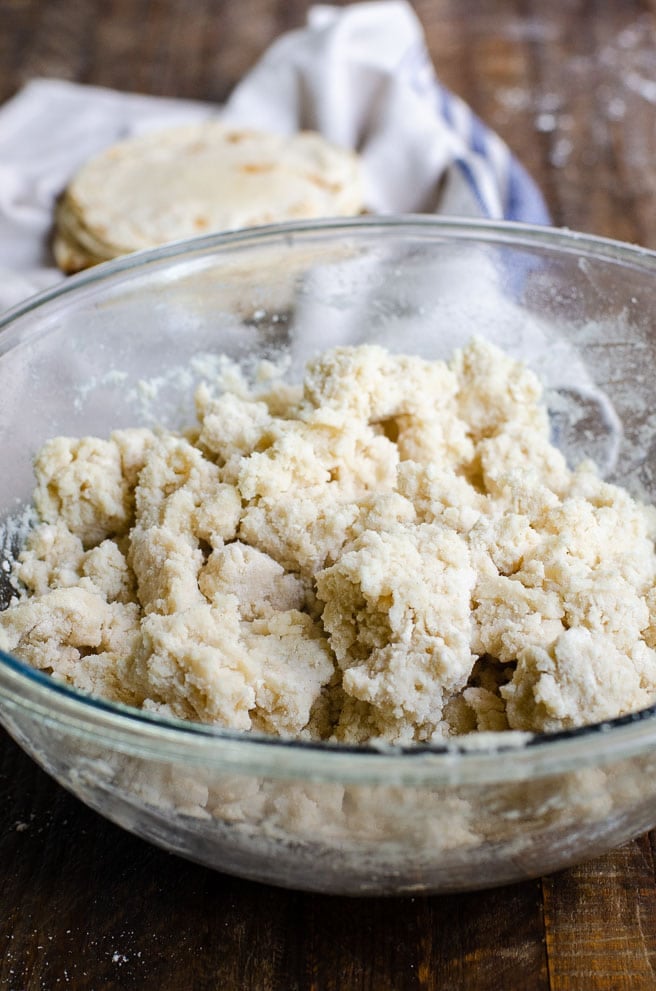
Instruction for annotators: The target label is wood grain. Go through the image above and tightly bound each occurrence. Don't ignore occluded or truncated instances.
[543,838,656,990]
[1,0,656,987]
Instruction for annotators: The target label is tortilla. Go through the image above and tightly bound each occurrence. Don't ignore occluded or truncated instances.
[53,122,365,273]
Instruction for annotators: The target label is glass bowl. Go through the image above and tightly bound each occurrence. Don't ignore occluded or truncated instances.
[2,217,656,896]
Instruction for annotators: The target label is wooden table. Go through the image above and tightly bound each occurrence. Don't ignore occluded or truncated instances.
[2,1,656,987]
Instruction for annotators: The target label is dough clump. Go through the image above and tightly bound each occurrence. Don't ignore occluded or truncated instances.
[3,340,656,745]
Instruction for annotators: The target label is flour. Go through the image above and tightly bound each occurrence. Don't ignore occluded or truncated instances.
[2,339,656,744]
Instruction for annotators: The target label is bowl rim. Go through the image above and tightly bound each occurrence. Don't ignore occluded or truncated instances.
[2,213,656,786]
[2,213,656,335]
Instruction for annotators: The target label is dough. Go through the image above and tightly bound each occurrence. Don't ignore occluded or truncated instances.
[3,339,656,744]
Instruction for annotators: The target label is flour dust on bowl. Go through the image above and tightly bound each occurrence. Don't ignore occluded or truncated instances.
[1,218,656,895]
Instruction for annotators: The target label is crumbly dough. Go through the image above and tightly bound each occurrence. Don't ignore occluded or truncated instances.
[3,339,656,744]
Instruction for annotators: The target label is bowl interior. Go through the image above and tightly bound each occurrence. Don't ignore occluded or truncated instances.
[1,217,656,734]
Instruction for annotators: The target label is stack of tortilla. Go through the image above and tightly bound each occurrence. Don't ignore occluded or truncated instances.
[53,122,365,273]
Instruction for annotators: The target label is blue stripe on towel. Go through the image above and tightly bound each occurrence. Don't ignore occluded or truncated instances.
[434,82,550,224]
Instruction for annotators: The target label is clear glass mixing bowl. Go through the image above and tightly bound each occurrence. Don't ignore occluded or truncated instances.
[2,217,656,895]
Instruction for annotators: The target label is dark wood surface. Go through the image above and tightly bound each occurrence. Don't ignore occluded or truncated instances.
[2,1,656,987]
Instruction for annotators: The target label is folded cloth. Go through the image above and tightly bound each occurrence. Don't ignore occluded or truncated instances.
[0,0,549,313]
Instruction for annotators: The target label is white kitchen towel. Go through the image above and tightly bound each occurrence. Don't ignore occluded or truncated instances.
[0,0,549,313]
